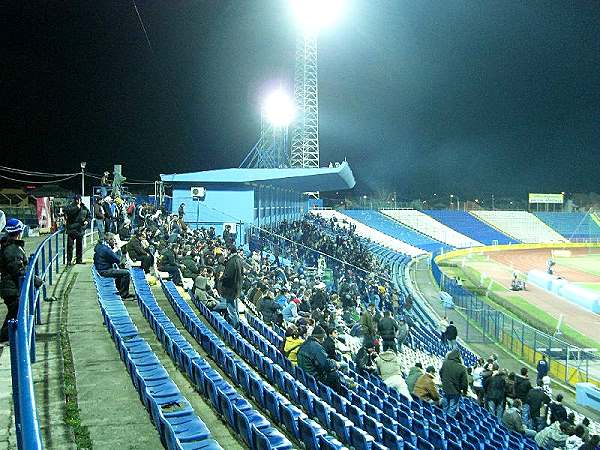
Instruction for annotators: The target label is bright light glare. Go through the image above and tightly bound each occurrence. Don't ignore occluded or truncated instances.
[263,90,295,127]
[291,0,344,34]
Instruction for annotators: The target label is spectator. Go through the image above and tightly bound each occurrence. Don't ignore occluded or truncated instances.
[413,366,440,404]
[374,348,412,400]
[126,229,153,273]
[158,244,183,286]
[445,320,458,350]
[216,244,244,328]
[485,368,507,419]
[580,417,591,443]
[258,291,281,325]
[282,297,301,323]
[64,195,90,265]
[502,399,537,438]
[355,341,378,377]
[406,362,424,395]
[526,379,551,431]
[283,324,304,366]
[297,325,341,393]
[548,393,568,424]
[178,203,185,220]
[94,198,105,237]
[535,421,570,450]
[360,302,379,347]
[472,358,485,405]
[396,317,410,350]
[377,310,398,352]
[440,349,468,417]
[322,327,339,361]
[537,354,549,384]
[0,219,28,344]
[542,375,552,398]
[580,435,600,450]
[565,425,585,450]
[93,233,131,298]
[505,372,517,406]
[515,367,533,426]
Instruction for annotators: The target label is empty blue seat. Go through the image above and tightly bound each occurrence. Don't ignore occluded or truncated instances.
[298,417,326,450]
[330,412,352,444]
[349,427,375,450]
[313,400,332,429]
[319,435,345,450]
[279,403,305,439]
[362,415,382,442]
[346,404,364,428]
[382,426,404,450]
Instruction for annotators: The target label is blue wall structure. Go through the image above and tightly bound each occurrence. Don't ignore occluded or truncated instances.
[161,164,355,243]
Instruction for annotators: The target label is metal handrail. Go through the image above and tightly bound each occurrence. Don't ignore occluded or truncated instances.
[8,229,65,450]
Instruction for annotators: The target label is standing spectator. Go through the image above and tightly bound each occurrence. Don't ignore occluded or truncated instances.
[360,302,378,347]
[502,399,537,438]
[396,317,410,350]
[413,366,440,404]
[485,368,507,419]
[445,320,458,350]
[548,393,568,424]
[406,362,424,395]
[374,348,412,400]
[178,203,185,220]
[94,198,105,238]
[0,219,28,344]
[515,367,533,426]
[217,244,244,328]
[64,195,90,265]
[440,349,468,417]
[472,358,485,405]
[537,354,549,384]
[526,380,551,431]
[580,418,591,443]
[377,310,398,352]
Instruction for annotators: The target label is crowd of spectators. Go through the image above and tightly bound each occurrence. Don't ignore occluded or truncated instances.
[89,209,599,450]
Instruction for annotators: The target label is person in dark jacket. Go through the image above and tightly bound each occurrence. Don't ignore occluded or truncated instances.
[536,354,549,384]
[64,195,90,265]
[258,292,281,325]
[445,321,458,350]
[485,369,507,419]
[126,230,153,273]
[525,380,551,431]
[322,327,340,361]
[440,349,468,417]
[297,325,341,393]
[377,310,398,352]
[0,219,28,343]
[93,233,131,298]
[355,342,378,376]
[548,393,568,425]
[216,245,244,328]
[178,203,185,220]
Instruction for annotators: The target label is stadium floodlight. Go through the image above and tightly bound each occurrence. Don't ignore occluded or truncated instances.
[263,90,295,128]
[291,0,344,34]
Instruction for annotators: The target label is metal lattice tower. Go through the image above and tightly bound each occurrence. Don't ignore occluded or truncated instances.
[239,116,290,169]
[290,33,320,168]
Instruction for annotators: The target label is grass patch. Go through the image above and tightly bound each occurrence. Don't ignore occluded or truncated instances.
[60,272,93,449]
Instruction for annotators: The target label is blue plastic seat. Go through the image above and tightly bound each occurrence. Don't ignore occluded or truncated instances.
[417,436,435,450]
[346,404,364,428]
[363,415,383,442]
[298,417,326,450]
[313,400,332,429]
[319,435,345,450]
[349,427,375,450]
[298,386,315,416]
[382,426,403,450]
[279,403,306,439]
[330,412,352,444]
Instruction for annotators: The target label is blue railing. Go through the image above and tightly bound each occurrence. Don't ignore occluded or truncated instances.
[8,229,65,450]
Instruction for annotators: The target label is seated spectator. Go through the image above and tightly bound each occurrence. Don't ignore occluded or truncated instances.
[374,348,412,400]
[193,267,219,309]
[158,244,182,285]
[283,324,304,366]
[258,291,281,325]
[502,399,537,438]
[535,421,571,450]
[405,362,424,394]
[126,229,153,273]
[282,297,301,323]
[93,233,131,298]
[413,366,440,404]
[355,341,378,377]
[580,435,600,450]
[548,393,568,425]
[565,424,585,450]
[322,327,340,361]
[297,325,342,393]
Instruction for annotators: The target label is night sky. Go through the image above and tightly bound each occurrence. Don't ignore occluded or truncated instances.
[5,1,600,197]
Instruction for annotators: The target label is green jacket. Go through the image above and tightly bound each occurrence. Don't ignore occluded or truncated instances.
[406,366,424,394]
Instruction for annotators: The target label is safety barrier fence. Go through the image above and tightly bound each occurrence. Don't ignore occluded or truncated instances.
[431,243,600,388]
[8,229,65,450]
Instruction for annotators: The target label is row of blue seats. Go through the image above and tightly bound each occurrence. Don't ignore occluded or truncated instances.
[424,211,517,245]
[91,267,221,450]
[159,279,349,450]
[534,212,600,241]
[128,268,292,450]
[245,313,538,450]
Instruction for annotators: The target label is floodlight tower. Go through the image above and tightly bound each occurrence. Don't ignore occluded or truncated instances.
[258,90,295,168]
[290,0,343,168]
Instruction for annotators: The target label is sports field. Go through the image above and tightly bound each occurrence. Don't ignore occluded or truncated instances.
[440,247,600,348]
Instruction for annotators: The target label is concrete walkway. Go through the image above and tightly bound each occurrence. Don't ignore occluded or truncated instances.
[409,256,600,423]
[67,262,162,450]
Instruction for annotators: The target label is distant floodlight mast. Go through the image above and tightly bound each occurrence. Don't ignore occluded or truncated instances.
[290,0,344,169]
[263,90,296,128]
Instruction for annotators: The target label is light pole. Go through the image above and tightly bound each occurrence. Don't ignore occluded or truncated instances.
[450,194,460,211]
[80,162,86,197]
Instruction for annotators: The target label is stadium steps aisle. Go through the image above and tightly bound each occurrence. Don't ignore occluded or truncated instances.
[124,283,246,450]
[66,263,163,449]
